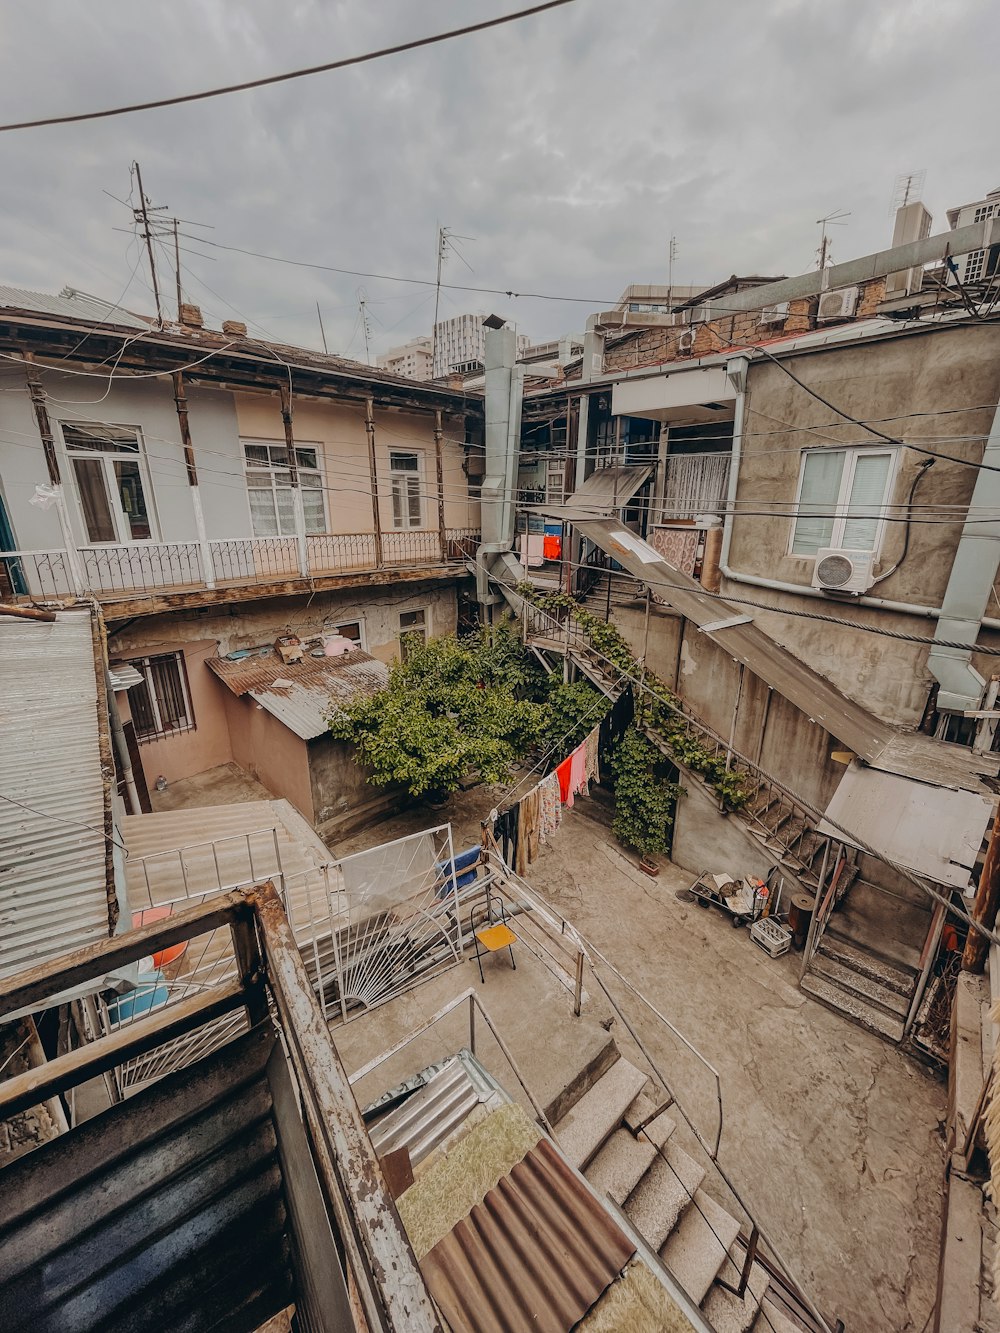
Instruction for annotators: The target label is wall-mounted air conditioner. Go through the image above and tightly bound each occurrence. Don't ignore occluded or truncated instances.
[812,547,876,594]
[677,328,696,354]
[760,302,789,326]
[817,286,860,322]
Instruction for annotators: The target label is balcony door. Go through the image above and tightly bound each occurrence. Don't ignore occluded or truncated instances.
[62,422,155,544]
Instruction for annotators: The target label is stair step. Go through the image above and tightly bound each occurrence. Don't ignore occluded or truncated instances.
[624,1139,705,1250]
[752,1297,806,1333]
[585,1128,658,1206]
[702,1260,770,1333]
[800,971,905,1044]
[810,952,911,1018]
[554,1056,648,1169]
[824,914,923,974]
[623,1092,676,1149]
[659,1188,741,1305]
[817,933,916,996]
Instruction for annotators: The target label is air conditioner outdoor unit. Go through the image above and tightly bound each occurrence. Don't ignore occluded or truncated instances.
[677,327,696,354]
[812,547,876,594]
[760,301,789,326]
[817,286,860,322]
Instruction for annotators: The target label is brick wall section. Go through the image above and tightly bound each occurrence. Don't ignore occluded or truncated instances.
[600,276,887,376]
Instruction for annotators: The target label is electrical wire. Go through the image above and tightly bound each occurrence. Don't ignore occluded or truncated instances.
[0,791,128,854]
[0,1,580,134]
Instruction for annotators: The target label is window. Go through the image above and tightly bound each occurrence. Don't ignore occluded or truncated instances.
[790,449,894,556]
[333,620,366,650]
[974,203,998,223]
[399,608,427,660]
[126,652,194,742]
[243,441,326,537]
[965,249,986,283]
[390,451,424,529]
[63,422,154,544]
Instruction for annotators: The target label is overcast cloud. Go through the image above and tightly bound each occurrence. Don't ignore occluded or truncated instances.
[0,0,995,357]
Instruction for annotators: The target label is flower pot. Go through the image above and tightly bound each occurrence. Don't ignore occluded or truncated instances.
[639,855,659,877]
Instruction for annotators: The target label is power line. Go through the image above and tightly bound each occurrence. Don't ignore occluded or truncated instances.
[0,1,580,134]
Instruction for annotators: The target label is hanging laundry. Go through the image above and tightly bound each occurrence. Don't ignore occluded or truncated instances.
[539,771,562,842]
[555,754,574,804]
[566,742,587,806]
[518,786,541,869]
[584,726,601,786]
[493,805,520,867]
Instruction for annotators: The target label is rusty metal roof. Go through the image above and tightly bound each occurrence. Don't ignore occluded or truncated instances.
[420,1136,635,1333]
[206,647,388,740]
[0,608,116,978]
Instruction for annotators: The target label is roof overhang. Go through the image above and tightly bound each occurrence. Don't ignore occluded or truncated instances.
[611,365,735,424]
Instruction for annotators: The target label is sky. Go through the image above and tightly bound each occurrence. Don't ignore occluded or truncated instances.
[0,0,996,361]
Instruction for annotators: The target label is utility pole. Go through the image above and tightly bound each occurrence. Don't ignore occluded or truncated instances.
[359,292,371,364]
[132,161,165,325]
[172,218,183,320]
[816,208,850,271]
[316,301,328,355]
[432,224,446,376]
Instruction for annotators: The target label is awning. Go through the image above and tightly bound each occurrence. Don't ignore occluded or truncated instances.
[818,761,995,891]
[562,464,653,515]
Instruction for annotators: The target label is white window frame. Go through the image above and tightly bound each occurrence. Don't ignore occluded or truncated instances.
[389,450,425,530]
[127,651,195,742]
[59,420,159,545]
[788,447,896,558]
[241,438,327,538]
[333,619,367,651]
[399,606,429,658]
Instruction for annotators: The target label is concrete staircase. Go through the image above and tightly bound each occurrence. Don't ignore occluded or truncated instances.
[554,1048,807,1332]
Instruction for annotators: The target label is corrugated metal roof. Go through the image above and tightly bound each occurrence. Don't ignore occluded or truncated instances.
[0,609,114,978]
[819,761,995,889]
[0,285,149,330]
[206,648,389,740]
[420,1136,636,1333]
[564,465,654,513]
[369,1054,498,1167]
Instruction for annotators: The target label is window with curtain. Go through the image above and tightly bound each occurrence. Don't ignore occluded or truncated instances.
[390,451,424,529]
[790,449,893,555]
[126,652,194,742]
[243,442,326,537]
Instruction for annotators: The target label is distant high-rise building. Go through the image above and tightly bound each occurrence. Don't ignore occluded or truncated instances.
[947,185,1000,285]
[432,314,530,378]
[376,336,433,382]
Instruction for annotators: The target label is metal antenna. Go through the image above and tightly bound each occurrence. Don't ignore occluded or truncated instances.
[890,168,927,216]
[667,235,678,308]
[358,289,371,364]
[316,301,329,354]
[816,208,850,270]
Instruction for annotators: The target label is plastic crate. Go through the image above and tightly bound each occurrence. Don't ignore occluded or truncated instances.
[750,917,792,958]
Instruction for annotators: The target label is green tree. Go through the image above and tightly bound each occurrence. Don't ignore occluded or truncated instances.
[609,727,684,858]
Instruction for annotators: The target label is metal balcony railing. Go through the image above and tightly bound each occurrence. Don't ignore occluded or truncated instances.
[0,528,481,602]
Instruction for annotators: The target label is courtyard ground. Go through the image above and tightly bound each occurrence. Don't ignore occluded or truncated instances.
[336,785,947,1333]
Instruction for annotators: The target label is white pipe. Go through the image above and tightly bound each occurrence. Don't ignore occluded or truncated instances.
[719,361,1000,634]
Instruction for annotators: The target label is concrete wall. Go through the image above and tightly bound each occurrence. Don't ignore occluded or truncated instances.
[725,321,1000,726]
[308,738,405,837]
[670,779,776,881]
[224,690,315,821]
[0,369,247,550]
[106,581,461,664]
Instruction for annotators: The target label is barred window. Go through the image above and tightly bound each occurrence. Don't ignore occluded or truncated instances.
[127,652,195,742]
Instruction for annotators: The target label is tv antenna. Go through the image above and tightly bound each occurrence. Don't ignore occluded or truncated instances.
[816,208,850,270]
[889,169,927,216]
[431,225,476,371]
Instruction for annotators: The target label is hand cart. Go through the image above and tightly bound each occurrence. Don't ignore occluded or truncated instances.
[686,870,768,929]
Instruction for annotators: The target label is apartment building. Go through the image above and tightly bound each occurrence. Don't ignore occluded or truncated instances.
[947,183,1000,285]
[0,288,482,835]
[375,335,433,382]
[432,312,530,378]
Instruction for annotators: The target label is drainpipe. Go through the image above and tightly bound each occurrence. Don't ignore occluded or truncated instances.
[477,324,524,609]
[926,391,1000,713]
[718,358,1000,634]
[105,668,141,815]
[172,372,214,589]
[279,382,309,577]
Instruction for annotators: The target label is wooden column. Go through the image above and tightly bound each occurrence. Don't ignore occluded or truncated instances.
[172,372,214,588]
[23,357,85,595]
[434,409,447,561]
[963,805,1000,972]
[364,397,384,567]
[279,383,309,577]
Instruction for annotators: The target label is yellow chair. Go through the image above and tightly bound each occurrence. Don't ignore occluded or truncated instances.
[471,891,517,983]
